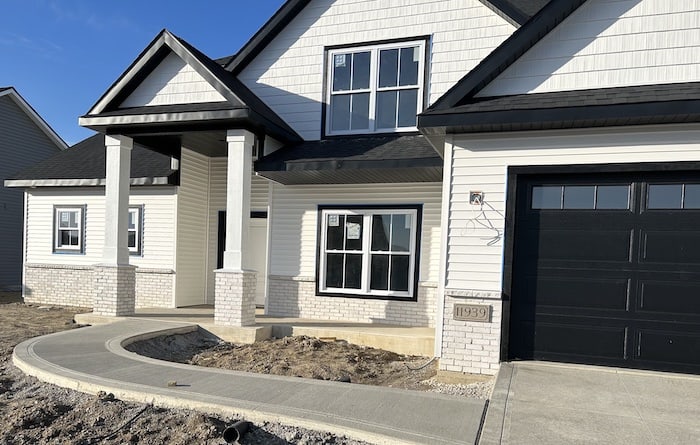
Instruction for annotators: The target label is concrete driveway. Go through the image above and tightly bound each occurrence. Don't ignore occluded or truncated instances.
[480,362,700,445]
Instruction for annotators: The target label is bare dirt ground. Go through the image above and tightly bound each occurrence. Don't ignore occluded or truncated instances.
[128,330,493,398]
[0,293,373,444]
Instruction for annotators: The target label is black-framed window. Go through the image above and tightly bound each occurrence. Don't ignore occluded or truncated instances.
[317,205,421,300]
[325,39,426,136]
[53,205,86,254]
[128,205,144,255]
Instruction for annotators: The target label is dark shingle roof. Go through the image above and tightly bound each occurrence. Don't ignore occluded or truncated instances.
[255,135,442,184]
[7,134,177,185]
[419,82,700,133]
[0,87,11,93]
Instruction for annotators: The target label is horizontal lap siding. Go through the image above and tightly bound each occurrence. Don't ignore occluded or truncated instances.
[269,182,442,282]
[205,160,269,302]
[479,0,700,96]
[240,0,514,140]
[446,127,700,292]
[24,187,176,268]
[175,148,209,306]
[120,52,227,107]
[0,95,61,288]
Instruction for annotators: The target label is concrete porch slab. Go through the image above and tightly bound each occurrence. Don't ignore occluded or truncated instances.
[74,307,435,356]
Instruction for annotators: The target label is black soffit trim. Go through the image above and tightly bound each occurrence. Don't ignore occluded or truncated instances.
[426,0,588,112]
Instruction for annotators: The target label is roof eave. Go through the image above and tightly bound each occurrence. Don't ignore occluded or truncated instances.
[4,176,176,188]
[418,99,700,134]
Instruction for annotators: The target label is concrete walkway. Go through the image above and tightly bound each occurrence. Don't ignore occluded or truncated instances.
[480,362,700,445]
[13,319,485,445]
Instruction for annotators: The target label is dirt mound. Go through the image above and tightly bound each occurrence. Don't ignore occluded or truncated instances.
[128,330,493,397]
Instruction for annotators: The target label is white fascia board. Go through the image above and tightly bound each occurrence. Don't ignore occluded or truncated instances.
[1,87,67,149]
[4,177,172,188]
[79,108,247,127]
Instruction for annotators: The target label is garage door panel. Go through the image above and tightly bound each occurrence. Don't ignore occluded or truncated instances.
[636,329,700,367]
[515,321,627,360]
[511,172,700,373]
[639,280,700,317]
[641,230,700,265]
[520,229,632,262]
[521,275,630,311]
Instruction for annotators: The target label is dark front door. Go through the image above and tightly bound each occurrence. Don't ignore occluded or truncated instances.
[510,171,700,373]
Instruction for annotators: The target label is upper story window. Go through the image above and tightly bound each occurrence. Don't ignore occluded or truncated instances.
[326,40,426,136]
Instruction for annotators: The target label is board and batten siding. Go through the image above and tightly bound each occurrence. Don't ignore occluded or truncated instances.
[269,182,442,282]
[120,52,227,108]
[175,148,209,306]
[205,158,269,302]
[0,95,62,289]
[24,187,177,268]
[446,125,700,293]
[239,0,515,140]
[479,0,700,96]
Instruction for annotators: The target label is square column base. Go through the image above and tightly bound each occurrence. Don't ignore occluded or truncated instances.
[93,264,136,316]
[215,269,256,327]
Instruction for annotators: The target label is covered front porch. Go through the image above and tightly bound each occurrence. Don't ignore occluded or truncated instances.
[74,306,435,356]
[77,30,301,329]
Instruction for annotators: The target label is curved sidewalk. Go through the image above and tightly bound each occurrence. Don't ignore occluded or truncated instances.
[13,319,486,445]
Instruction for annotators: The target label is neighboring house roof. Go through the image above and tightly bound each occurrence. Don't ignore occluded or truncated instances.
[419,82,700,133]
[80,30,300,143]
[0,87,68,150]
[4,134,178,188]
[255,135,443,184]
[224,0,551,73]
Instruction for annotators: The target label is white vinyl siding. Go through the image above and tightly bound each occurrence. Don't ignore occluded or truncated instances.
[446,125,700,292]
[175,148,209,306]
[24,187,177,268]
[120,52,227,107]
[239,0,514,140]
[205,159,269,303]
[268,182,442,283]
[479,0,700,96]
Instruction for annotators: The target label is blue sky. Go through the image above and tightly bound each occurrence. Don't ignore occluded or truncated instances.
[1,0,286,145]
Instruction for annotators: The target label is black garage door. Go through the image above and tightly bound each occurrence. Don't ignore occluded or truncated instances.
[510,171,700,373]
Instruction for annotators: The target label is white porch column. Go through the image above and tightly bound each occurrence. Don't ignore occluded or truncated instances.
[214,129,256,326]
[94,135,136,316]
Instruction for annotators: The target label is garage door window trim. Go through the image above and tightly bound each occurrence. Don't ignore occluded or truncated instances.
[531,184,630,210]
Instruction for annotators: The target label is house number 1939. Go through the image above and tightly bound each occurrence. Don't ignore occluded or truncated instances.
[453,304,491,322]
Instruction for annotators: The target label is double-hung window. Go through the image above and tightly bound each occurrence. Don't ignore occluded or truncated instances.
[318,206,421,300]
[54,206,85,253]
[326,40,425,135]
[128,206,143,255]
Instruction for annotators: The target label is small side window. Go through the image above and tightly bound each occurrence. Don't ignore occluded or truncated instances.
[54,206,85,253]
[128,206,143,255]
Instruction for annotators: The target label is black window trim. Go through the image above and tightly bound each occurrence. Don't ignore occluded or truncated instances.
[315,203,422,301]
[128,204,144,256]
[321,36,431,139]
